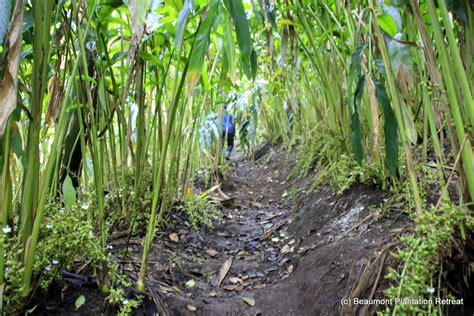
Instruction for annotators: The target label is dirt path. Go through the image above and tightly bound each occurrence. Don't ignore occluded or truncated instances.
[108,145,408,316]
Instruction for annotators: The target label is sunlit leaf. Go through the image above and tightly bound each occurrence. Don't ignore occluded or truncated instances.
[187,0,220,92]
[377,14,397,37]
[174,0,192,49]
[63,175,77,210]
[75,295,86,310]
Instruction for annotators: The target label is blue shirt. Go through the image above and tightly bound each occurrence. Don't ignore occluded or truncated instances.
[222,113,234,133]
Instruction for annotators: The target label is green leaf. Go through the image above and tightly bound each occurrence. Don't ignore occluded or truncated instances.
[187,0,220,92]
[223,0,254,79]
[63,175,77,210]
[223,15,236,84]
[174,0,192,49]
[75,295,86,310]
[242,296,256,307]
[250,48,258,80]
[351,75,365,164]
[373,77,399,175]
[139,51,162,67]
[377,14,397,37]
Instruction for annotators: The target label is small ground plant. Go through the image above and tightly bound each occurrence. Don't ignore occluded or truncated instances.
[176,195,220,230]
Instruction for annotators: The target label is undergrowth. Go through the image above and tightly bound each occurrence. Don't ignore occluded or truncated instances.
[384,199,472,315]
[290,125,383,193]
[176,195,220,230]
[104,167,153,236]
[1,201,139,314]
[382,164,473,315]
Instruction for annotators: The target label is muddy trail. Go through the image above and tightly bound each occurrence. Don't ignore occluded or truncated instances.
[106,145,408,316]
[33,145,409,315]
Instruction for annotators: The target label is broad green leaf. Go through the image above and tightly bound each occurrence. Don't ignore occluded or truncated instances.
[348,44,367,98]
[174,0,192,49]
[250,49,258,80]
[351,75,365,163]
[377,14,397,37]
[223,15,236,84]
[63,175,77,210]
[373,78,399,175]
[101,16,131,28]
[187,0,220,92]
[201,66,210,92]
[75,295,86,310]
[223,0,254,79]
[139,51,162,67]
[277,19,300,27]
[381,3,402,31]
[102,0,124,9]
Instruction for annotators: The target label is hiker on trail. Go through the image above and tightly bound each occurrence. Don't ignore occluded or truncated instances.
[221,106,236,159]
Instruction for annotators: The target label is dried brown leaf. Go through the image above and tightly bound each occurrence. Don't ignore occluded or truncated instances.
[0,0,23,135]
[186,304,197,312]
[211,257,233,287]
[206,248,218,257]
[169,233,179,242]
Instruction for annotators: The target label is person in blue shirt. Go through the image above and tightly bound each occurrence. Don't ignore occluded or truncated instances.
[222,107,236,159]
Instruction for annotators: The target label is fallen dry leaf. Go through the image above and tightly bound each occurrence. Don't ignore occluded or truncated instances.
[287,264,294,274]
[206,248,218,257]
[235,284,245,292]
[208,291,217,297]
[222,284,239,291]
[0,0,23,136]
[211,257,233,287]
[186,304,197,312]
[242,296,256,307]
[169,233,179,242]
[229,277,242,284]
[244,255,257,261]
[280,244,291,254]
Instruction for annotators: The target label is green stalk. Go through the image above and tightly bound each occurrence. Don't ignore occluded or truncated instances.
[426,0,474,202]
[0,119,13,286]
[435,0,474,130]
[294,0,338,129]
[20,0,54,247]
[136,25,197,289]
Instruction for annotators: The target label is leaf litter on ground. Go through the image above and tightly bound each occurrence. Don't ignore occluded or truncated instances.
[211,257,233,287]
